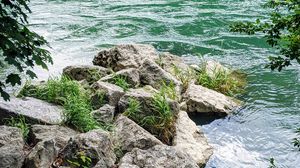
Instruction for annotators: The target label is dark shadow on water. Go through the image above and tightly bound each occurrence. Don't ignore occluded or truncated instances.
[188,112,226,126]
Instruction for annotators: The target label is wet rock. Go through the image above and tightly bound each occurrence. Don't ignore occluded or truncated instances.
[91,81,125,107]
[93,44,159,71]
[100,68,140,88]
[173,111,213,167]
[118,86,179,117]
[63,65,110,83]
[55,129,116,168]
[0,126,25,168]
[114,114,162,152]
[92,104,115,123]
[183,83,239,115]
[118,145,199,168]
[0,97,64,125]
[139,59,183,94]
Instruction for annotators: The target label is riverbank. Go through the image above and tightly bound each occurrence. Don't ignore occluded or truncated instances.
[0,44,245,168]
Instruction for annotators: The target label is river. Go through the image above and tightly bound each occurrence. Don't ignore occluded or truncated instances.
[28,0,300,167]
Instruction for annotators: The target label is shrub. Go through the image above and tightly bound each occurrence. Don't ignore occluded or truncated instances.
[7,116,30,141]
[18,76,104,132]
[196,65,246,96]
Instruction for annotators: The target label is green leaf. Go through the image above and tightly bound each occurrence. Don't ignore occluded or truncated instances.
[6,74,21,86]
[26,70,37,79]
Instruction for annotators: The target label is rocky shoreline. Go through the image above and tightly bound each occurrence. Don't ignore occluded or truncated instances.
[0,44,241,168]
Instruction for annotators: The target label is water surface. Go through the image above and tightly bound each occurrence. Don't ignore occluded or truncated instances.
[28,0,300,167]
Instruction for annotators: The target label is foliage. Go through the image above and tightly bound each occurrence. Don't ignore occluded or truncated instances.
[18,76,103,132]
[6,116,29,141]
[124,91,176,144]
[90,90,107,110]
[111,74,130,91]
[160,81,178,100]
[292,128,300,151]
[86,69,102,84]
[67,151,92,168]
[269,158,278,168]
[113,143,124,163]
[230,0,300,71]
[196,65,246,96]
[171,65,196,93]
[0,0,52,100]
[123,97,141,117]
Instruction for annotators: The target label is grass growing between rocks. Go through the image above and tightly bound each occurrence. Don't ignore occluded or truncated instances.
[6,116,30,141]
[172,65,196,92]
[124,91,176,144]
[196,67,246,96]
[18,76,107,132]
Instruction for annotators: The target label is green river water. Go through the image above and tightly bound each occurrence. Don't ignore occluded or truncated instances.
[26,0,300,167]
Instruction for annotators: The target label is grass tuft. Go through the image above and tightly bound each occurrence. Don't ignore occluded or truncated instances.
[171,65,196,92]
[196,65,246,96]
[18,76,107,132]
[159,81,178,100]
[111,74,130,91]
[123,90,176,144]
[6,116,30,141]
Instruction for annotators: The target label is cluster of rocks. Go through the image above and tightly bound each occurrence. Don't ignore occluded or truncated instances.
[0,44,240,168]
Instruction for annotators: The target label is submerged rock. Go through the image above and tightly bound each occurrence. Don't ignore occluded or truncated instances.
[63,65,110,83]
[0,126,25,168]
[139,59,183,94]
[93,44,159,71]
[0,97,64,125]
[114,114,162,153]
[173,111,213,167]
[183,83,239,115]
[118,145,199,168]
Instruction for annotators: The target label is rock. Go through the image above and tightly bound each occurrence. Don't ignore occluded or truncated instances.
[23,125,78,168]
[91,81,125,107]
[114,114,162,152]
[139,59,183,94]
[204,60,229,78]
[183,83,239,115]
[93,44,159,71]
[0,97,64,125]
[157,52,190,74]
[55,129,116,168]
[100,68,140,88]
[173,111,213,167]
[118,145,199,168]
[30,125,78,149]
[0,126,25,168]
[63,65,110,84]
[92,104,115,123]
[23,139,57,168]
[118,86,179,117]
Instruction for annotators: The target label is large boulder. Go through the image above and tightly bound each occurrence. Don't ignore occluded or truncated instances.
[139,59,183,95]
[100,68,140,88]
[92,104,115,123]
[91,81,125,107]
[183,83,239,115]
[54,129,116,168]
[63,65,110,83]
[0,126,25,168]
[23,125,78,168]
[118,86,179,117]
[157,52,190,75]
[0,97,64,125]
[114,114,162,153]
[173,111,213,167]
[118,145,199,168]
[93,44,159,71]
